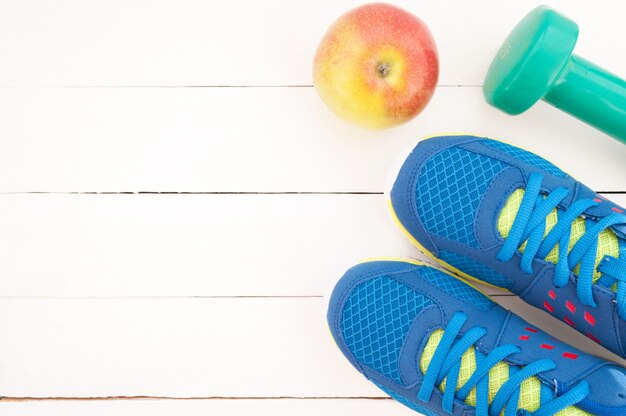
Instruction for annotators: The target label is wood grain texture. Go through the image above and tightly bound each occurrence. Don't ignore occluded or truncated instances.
[0,87,625,193]
[0,193,414,297]
[2,0,626,413]
[0,399,413,416]
[0,0,624,87]
[0,296,623,398]
[2,193,623,298]
[0,297,377,398]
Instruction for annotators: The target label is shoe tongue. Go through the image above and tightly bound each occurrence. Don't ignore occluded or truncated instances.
[498,189,624,289]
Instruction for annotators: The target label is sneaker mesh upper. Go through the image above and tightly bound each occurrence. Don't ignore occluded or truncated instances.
[416,147,508,248]
[417,266,494,311]
[439,250,511,288]
[483,140,567,178]
[341,276,433,383]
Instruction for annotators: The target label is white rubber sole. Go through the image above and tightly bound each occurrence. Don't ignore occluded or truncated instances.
[383,137,423,204]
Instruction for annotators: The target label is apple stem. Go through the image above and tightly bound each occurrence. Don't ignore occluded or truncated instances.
[377,62,391,78]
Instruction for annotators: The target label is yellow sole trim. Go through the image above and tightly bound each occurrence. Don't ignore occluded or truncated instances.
[357,256,430,267]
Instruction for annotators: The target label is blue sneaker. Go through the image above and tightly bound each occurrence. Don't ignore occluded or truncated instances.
[387,134,626,359]
[327,259,626,415]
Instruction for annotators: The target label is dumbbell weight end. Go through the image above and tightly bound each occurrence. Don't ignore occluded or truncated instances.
[484,5,626,144]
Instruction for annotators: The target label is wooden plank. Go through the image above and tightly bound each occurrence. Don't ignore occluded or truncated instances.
[1,193,624,298]
[0,1,624,87]
[0,194,626,297]
[0,193,417,297]
[0,297,379,398]
[0,296,623,398]
[0,87,625,193]
[0,399,414,416]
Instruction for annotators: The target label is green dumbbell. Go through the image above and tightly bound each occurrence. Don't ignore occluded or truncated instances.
[484,5,626,144]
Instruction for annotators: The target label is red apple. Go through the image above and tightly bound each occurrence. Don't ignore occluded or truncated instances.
[313,3,439,129]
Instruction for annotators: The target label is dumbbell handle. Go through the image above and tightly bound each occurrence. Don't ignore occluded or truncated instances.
[544,55,626,143]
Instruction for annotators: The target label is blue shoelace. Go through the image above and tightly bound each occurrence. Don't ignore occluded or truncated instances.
[497,173,626,319]
[418,312,589,416]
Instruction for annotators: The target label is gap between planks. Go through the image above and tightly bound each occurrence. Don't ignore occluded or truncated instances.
[0,294,516,300]
[0,191,625,195]
[0,191,384,195]
[0,85,481,89]
[0,396,392,402]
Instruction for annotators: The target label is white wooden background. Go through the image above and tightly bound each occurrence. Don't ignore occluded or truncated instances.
[1,1,626,415]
